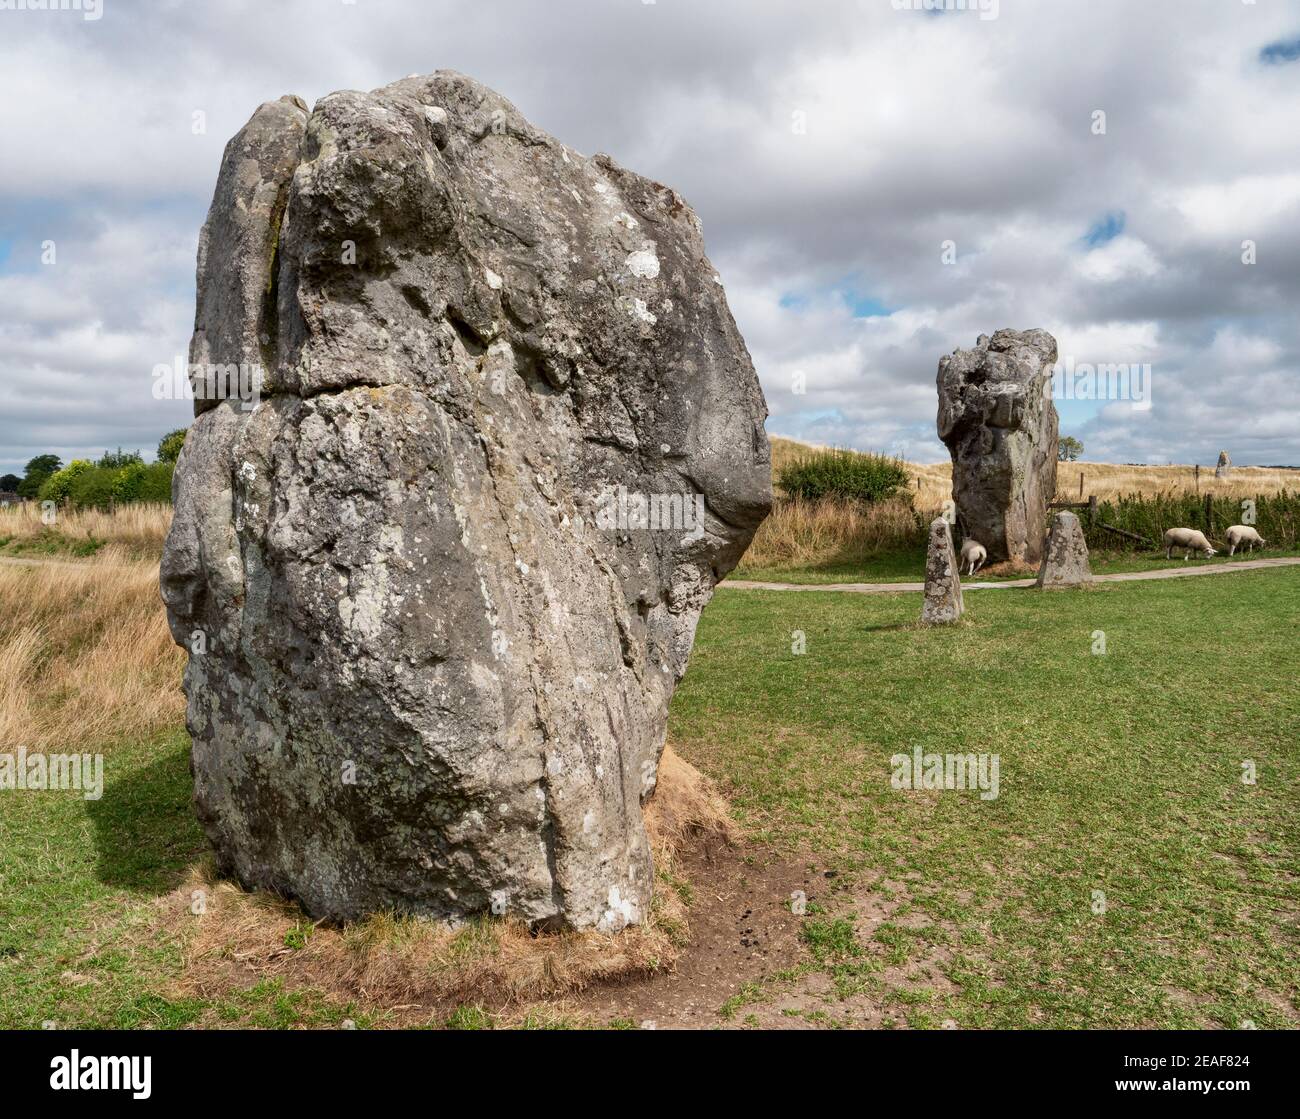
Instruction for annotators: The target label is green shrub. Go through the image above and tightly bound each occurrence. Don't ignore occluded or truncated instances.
[34,457,175,511]
[67,465,118,511]
[136,461,174,503]
[777,448,910,505]
[157,429,187,463]
[38,460,93,503]
[111,461,147,503]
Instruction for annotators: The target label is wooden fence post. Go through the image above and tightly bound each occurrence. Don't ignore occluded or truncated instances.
[1194,464,1200,492]
[1079,471,1084,499]
[1204,493,1213,532]
[1087,494,1098,522]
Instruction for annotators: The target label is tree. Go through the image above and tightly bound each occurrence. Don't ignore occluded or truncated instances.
[17,454,62,498]
[0,473,20,492]
[38,460,92,503]
[1059,436,1084,462]
[156,428,188,463]
[97,448,144,470]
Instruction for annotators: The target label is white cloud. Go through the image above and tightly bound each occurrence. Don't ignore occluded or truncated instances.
[2,0,1298,473]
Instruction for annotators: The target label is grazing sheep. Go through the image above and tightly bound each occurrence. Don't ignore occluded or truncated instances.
[1225,525,1266,556]
[1163,527,1217,560]
[959,538,987,576]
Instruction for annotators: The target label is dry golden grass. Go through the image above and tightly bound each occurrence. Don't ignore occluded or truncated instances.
[759,437,1300,573]
[769,436,1300,506]
[0,553,183,752]
[0,501,172,560]
[156,744,733,1024]
[738,495,923,572]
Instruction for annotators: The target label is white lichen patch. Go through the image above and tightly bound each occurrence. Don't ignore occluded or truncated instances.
[625,246,660,280]
[598,885,639,932]
[484,267,503,290]
[624,297,657,325]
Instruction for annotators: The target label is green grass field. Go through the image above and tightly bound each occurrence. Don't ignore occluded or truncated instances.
[671,568,1300,1028]
[2,568,1297,1028]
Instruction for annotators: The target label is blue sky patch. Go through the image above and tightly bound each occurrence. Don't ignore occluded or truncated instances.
[1083,212,1126,248]
[779,283,896,319]
[1260,37,1300,64]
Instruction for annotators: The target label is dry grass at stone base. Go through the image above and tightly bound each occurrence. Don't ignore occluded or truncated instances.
[154,745,737,1026]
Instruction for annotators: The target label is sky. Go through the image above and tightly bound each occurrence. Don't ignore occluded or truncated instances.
[2,0,1299,479]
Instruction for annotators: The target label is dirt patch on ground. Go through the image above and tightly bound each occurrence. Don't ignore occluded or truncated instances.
[569,836,820,1028]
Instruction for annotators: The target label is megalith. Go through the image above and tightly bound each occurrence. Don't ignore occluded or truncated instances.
[160,73,772,931]
[1035,511,1092,589]
[920,518,964,625]
[1215,450,1231,480]
[937,329,1059,565]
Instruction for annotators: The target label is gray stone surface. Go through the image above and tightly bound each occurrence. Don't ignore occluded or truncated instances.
[920,518,964,625]
[161,72,771,931]
[1215,450,1231,480]
[1035,511,1092,589]
[937,329,1059,565]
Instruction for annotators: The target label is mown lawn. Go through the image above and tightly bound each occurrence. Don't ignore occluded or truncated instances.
[3,567,1297,1029]
[670,567,1300,1028]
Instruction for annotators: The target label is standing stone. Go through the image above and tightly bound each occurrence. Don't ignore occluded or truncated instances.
[160,72,771,931]
[921,519,964,625]
[1215,450,1231,480]
[937,329,1059,565]
[1035,511,1092,589]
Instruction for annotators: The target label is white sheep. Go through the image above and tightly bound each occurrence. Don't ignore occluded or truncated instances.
[1163,527,1217,560]
[959,538,987,576]
[1225,525,1266,556]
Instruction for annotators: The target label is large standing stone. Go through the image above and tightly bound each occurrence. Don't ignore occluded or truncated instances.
[160,72,771,931]
[937,329,1059,565]
[1215,450,1231,480]
[1035,511,1092,589]
[920,518,964,625]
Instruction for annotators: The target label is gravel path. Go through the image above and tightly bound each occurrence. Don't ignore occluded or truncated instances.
[723,555,1300,594]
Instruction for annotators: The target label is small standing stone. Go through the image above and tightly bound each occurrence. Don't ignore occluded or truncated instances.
[1035,511,1092,589]
[921,518,964,625]
[1215,450,1231,480]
